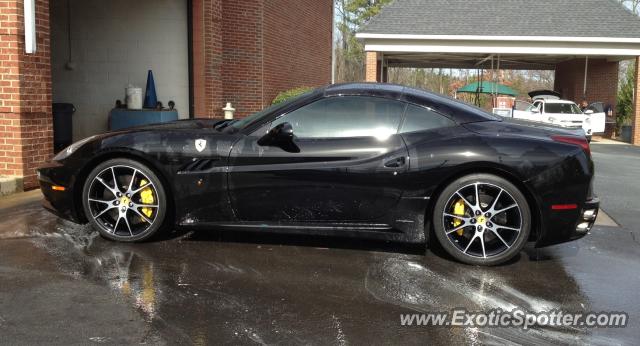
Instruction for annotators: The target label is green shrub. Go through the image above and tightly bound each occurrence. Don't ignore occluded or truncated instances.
[617,64,635,132]
[272,87,313,105]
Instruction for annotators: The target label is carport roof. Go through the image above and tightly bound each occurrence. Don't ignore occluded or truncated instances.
[356,0,640,68]
[359,0,640,38]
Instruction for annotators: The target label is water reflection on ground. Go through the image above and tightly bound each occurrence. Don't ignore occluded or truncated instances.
[1,196,638,344]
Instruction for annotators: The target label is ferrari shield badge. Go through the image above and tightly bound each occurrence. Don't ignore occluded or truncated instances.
[195,139,207,152]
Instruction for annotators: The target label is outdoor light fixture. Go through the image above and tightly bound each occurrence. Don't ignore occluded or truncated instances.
[24,0,36,54]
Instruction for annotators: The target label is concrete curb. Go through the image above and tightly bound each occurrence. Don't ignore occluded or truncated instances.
[0,176,24,197]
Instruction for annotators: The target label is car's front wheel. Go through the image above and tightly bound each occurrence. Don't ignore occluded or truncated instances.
[432,174,531,266]
[82,158,167,242]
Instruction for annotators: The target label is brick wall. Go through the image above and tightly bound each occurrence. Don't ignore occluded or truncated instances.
[0,0,52,189]
[195,0,332,118]
[262,0,332,111]
[554,58,619,107]
[220,0,264,118]
[199,0,224,118]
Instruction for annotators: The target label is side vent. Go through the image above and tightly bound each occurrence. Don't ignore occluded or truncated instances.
[180,159,218,172]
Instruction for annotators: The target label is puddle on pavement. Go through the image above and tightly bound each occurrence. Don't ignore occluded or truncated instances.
[364,257,622,345]
[1,201,633,345]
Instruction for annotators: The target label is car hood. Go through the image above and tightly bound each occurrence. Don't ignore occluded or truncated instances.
[544,112,584,120]
[71,119,237,151]
[59,119,242,162]
[113,119,226,132]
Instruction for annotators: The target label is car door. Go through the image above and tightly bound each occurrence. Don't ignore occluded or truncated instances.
[512,100,533,119]
[534,101,545,122]
[517,101,543,122]
[587,102,606,133]
[227,95,409,223]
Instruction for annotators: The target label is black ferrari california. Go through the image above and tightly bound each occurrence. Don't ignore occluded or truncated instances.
[38,83,599,265]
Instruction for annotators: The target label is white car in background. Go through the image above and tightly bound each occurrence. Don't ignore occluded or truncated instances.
[512,91,598,140]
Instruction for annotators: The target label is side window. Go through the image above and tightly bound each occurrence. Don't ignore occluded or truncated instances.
[516,100,533,111]
[400,104,455,133]
[532,101,542,114]
[271,96,404,139]
[587,103,604,113]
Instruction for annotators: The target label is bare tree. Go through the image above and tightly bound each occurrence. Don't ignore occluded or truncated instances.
[619,0,640,14]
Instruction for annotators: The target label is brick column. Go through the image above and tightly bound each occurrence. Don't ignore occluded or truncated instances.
[365,51,379,82]
[632,57,640,145]
[0,0,53,189]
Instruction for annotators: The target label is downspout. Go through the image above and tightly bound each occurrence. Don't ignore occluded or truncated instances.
[379,52,384,82]
[583,56,589,99]
[491,55,495,106]
[331,2,336,84]
[24,0,36,53]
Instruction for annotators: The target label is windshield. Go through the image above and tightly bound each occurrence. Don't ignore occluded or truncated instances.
[225,90,315,132]
[526,103,540,112]
[544,103,582,114]
[515,100,532,111]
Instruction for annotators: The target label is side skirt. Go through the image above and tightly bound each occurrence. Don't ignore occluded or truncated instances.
[177,221,422,243]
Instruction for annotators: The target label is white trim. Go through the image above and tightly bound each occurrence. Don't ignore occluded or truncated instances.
[356,33,640,44]
[364,43,640,56]
[24,0,36,54]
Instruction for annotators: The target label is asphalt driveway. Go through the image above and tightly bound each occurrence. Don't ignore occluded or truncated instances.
[591,142,640,239]
[0,142,638,345]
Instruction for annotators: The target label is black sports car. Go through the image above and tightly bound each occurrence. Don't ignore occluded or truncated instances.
[38,83,599,265]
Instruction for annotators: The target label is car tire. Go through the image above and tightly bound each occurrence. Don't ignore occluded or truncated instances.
[82,158,167,242]
[432,173,531,266]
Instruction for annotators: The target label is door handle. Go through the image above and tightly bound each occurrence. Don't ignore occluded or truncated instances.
[384,156,406,168]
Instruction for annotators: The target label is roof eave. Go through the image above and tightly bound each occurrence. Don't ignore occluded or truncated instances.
[357,34,640,56]
[355,33,640,44]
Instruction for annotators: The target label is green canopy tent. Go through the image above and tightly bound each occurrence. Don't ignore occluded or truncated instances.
[456,81,518,108]
[456,81,518,96]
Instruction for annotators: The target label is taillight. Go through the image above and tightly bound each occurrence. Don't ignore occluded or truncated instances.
[551,135,590,156]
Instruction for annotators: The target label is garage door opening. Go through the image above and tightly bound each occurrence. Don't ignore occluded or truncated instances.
[50,0,191,141]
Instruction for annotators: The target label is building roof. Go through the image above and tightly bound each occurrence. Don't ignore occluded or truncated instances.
[359,0,640,39]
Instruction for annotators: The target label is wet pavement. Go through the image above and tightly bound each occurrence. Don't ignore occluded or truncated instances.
[1,143,639,345]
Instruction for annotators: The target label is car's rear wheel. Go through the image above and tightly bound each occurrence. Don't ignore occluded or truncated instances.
[432,174,531,266]
[82,158,167,242]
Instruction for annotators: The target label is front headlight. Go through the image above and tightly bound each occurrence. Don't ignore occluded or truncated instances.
[53,135,98,161]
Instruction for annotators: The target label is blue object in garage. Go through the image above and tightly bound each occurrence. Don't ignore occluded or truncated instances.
[143,70,158,109]
[109,109,178,131]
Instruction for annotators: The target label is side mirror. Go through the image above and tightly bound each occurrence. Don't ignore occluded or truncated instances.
[531,108,540,113]
[258,122,299,153]
[584,109,594,115]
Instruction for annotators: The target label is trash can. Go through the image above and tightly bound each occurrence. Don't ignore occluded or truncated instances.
[52,103,75,153]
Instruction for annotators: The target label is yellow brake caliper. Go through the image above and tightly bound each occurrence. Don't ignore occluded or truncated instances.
[139,179,154,218]
[452,199,466,236]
